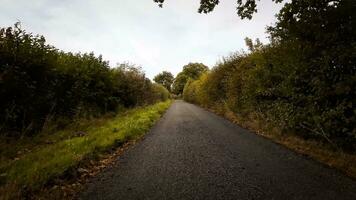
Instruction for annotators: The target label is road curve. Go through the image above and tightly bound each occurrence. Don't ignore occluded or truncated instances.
[80,100,356,200]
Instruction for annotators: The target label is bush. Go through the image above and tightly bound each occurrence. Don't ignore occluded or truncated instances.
[152,83,170,102]
[0,23,168,136]
[184,43,355,150]
[183,44,355,151]
[183,0,356,151]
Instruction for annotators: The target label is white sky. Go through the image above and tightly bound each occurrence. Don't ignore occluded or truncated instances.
[0,0,284,79]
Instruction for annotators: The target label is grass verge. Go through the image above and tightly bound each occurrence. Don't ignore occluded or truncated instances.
[0,100,172,199]
[202,102,356,180]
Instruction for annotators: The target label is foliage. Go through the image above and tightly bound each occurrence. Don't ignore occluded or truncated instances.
[153,71,174,92]
[0,23,169,136]
[152,83,170,101]
[172,62,208,95]
[154,0,284,19]
[0,100,172,197]
[183,0,356,150]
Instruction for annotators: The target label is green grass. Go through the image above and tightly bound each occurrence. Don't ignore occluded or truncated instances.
[0,100,171,196]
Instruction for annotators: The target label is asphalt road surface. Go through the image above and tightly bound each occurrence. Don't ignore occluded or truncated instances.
[80,100,356,200]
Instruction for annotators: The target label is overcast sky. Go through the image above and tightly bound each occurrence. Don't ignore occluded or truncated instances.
[0,0,284,79]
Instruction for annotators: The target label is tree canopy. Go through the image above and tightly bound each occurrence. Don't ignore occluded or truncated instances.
[172,63,208,95]
[153,71,174,92]
[153,0,284,19]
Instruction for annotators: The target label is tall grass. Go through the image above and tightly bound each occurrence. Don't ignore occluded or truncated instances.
[0,100,172,197]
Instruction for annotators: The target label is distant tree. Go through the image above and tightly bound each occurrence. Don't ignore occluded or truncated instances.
[172,73,189,95]
[153,0,284,19]
[244,37,254,51]
[153,71,174,92]
[172,63,208,95]
[244,37,263,52]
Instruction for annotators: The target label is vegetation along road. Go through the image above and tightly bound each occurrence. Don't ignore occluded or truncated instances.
[80,100,356,200]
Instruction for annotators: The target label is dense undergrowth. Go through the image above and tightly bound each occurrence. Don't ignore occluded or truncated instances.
[183,0,356,151]
[0,100,171,198]
[0,22,171,198]
[0,23,170,137]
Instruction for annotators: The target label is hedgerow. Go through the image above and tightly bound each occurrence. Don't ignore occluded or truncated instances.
[183,0,356,150]
[0,23,169,136]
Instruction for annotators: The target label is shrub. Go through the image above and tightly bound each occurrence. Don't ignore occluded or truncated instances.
[152,83,170,102]
[0,23,168,136]
[183,45,355,151]
[182,0,356,151]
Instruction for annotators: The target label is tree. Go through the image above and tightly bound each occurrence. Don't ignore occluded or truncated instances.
[177,0,356,150]
[266,0,356,149]
[172,73,189,95]
[172,63,208,95]
[153,71,174,92]
[244,37,263,52]
[153,0,284,19]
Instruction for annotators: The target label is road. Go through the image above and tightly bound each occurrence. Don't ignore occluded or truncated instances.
[80,100,356,200]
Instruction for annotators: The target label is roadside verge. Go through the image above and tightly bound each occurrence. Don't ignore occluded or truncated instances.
[193,102,356,180]
[0,100,172,199]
